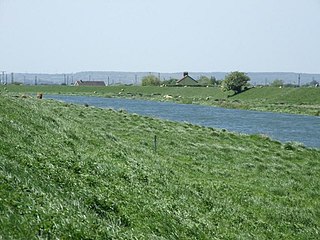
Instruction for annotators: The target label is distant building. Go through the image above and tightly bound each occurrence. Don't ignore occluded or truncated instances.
[176,72,198,86]
[74,80,106,86]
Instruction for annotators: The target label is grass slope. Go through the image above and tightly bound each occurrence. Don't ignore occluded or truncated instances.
[1,95,320,239]
[3,85,320,115]
[228,87,320,115]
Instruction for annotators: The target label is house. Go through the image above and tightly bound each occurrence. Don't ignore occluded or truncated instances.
[176,72,198,86]
[74,80,106,86]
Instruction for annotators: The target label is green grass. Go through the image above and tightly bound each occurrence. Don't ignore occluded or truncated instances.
[232,87,320,104]
[2,85,227,99]
[227,87,320,115]
[1,94,320,239]
[2,85,320,115]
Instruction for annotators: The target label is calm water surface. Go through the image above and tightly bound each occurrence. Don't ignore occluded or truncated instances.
[47,95,320,148]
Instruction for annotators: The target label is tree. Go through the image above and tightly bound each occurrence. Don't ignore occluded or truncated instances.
[198,76,214,86]
[222,71,250,94]
[304,80,319,87]
[161,78,177,86]
[271,79,284,87]
[198,76,221,86]
[210,76,222,86]
[141,75,161,86]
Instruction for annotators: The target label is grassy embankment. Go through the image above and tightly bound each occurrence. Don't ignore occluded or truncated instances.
[1,94,320,239]
[3,85,320,115]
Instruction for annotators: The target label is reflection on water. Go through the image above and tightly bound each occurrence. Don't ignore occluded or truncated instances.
[47,95,320,148]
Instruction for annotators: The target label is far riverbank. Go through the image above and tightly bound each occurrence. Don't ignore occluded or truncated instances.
[2,85,320,116]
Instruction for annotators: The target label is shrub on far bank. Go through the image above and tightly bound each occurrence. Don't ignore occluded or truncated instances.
[141,75,161,86]
[222,71,251,94]
[271,79,284,87]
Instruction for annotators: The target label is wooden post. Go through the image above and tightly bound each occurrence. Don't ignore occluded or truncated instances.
[37,93,43,99]
[154,135,157,153]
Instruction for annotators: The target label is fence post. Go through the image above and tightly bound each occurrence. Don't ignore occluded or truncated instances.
[154,135,157,153]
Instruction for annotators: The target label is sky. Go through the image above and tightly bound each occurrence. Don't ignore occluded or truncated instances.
[0,0,320,73]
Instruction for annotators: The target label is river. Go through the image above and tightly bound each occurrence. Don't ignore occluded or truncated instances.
[47,95,320,148]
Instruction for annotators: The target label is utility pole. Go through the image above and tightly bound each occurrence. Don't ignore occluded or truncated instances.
[35,76,38,85]
[298,73,301,87]
[107,76,110,86]
[1,71,5,84]
[11,73,14,84]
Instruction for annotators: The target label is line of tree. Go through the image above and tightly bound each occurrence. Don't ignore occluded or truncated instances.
[142,71,252,95]
[141,72,319,92]
[161,78,178,85]
[304,80,319,87]
[141,75,223,87]
[269,79,319,87]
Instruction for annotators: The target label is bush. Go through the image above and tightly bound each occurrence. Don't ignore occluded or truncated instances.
[271,79,284,87]
[161,78,177,85]
[222,71,250,94]
[141,75,161,86]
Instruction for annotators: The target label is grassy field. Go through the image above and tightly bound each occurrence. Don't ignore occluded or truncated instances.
[228,87,320,115]
[1,93,320,239]
[2,84,320,115]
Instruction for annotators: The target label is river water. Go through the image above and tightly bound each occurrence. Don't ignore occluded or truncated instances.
[47,95,320,148]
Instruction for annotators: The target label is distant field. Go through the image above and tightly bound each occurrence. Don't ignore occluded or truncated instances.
[2,85,320,115]
[1,94,319,239]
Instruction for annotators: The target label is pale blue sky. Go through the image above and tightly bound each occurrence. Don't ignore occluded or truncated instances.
[1,0,319,73]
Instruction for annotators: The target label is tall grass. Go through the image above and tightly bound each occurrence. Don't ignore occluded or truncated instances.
[0,94,319,239]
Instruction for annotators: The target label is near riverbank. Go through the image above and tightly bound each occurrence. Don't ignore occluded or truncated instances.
[1,94,320,239]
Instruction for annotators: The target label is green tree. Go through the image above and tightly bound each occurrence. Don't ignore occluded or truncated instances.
[141,75,161,86]
[271,79,284,87]
[198,76,214,86]
[304,80,319,87]
[161,78,177,85]
[222,71,250,94]
[210,76,222,86]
